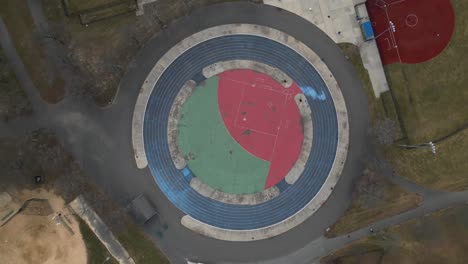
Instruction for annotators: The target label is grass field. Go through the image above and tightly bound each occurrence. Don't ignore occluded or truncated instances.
[384,128,468,191]
[328,45,421,237]
[326,161,422,237]
[338,44,385,124]
[376,0,468,191]
[0,47,32,121]
[80,219,169,264]
[385,0,468,143]
[341,0,468,192]
[322,205,468,264]
[118,226,170,264]
[0,0,64,103]
[41,0,161,106]
[79,220,119,264]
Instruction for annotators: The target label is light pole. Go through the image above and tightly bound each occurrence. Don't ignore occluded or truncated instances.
[399,141,437,155]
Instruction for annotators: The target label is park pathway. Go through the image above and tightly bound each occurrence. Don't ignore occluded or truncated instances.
[1,2,467,264]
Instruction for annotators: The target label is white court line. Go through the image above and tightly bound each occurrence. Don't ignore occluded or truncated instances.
[234,125,278,137]
[385,38,392,50]
[233,85,246,131]
[224,77,287,95]
[383,6,402,62]
[387,0,407,6]
[267,94,288,161]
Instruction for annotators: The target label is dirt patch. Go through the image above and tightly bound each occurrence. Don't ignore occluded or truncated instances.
[0,130,169,263]
[0,189,87,264]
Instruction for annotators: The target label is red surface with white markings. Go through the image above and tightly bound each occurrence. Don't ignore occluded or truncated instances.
[367,0,454,64]
[218,69,304,189]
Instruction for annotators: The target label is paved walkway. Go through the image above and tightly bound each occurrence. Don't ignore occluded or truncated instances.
[0,2,463,264]
[264,0,389,97]
[70,196,135,264]
[132,23,350,240]
[1,2,366,262]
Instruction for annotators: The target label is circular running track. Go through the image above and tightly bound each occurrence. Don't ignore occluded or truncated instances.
[145,34,337,229]
[127,3,369,247]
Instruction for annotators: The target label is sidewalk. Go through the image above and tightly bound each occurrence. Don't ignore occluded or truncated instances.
[264,0,389,97]
[69,195,135,264]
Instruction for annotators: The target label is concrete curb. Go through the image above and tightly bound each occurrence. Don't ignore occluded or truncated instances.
[167,80,196,169]
[69,196,135,264]
[190,178,280,205]
[202,60,293,88]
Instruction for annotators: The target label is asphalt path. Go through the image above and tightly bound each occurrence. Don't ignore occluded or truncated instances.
[4,2,464,264]
[0,2,368,262]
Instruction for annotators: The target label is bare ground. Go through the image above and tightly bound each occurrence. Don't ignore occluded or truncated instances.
[0,188,87,264]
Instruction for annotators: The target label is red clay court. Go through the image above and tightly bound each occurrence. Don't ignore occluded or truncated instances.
[218,70,304,189]
[367,0,455,64]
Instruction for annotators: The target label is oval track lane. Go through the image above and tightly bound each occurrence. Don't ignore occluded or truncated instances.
[144,35,338,230]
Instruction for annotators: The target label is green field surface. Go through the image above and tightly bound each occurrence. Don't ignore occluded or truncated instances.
[178,76,270,194]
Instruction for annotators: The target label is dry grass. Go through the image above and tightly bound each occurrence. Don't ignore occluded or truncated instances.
[326,162,422,237]
[41,0,161,106]
[0,47,32,121]
[340,1,468,192]
[384,128,468,191]
[384,0,468,143]
[0,0,64,103]
[323,205,468,264]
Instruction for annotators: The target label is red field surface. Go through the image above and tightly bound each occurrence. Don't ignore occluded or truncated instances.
[218,70,304,189]
[367,0,454,64]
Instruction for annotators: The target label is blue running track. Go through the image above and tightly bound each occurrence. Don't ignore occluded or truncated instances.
[143,35,338,230]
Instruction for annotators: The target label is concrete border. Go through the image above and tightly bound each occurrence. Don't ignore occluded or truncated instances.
[202,60,293,88]
[69,196,135,264]
[167,80,196,169]
[169,63,312,200]
[132,24,349,241]
[285,93,313,184]
[186,92,312,202]
[190,178,280,205]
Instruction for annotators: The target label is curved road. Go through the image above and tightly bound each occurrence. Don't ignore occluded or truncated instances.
[1,2,466,264]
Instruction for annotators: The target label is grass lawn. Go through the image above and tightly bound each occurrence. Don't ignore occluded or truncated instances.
[79,220,169,264]
[322,205,468,264]
[384,128,468,191]
[0,0,64,103]
[326,161,422,237]
[339,43,385,122]
[0,47,32,121]
[341,0,468,192]
[79,219,119,264]
[118,226,170,264]
[41,0,161,106]
[375,0,468,191]
[385,0,468,143]
[327,44,421,237]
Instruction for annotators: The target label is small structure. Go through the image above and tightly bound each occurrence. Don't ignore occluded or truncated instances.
[127,194,158,224]
[355,2,375,41]
[360,19,375,41]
